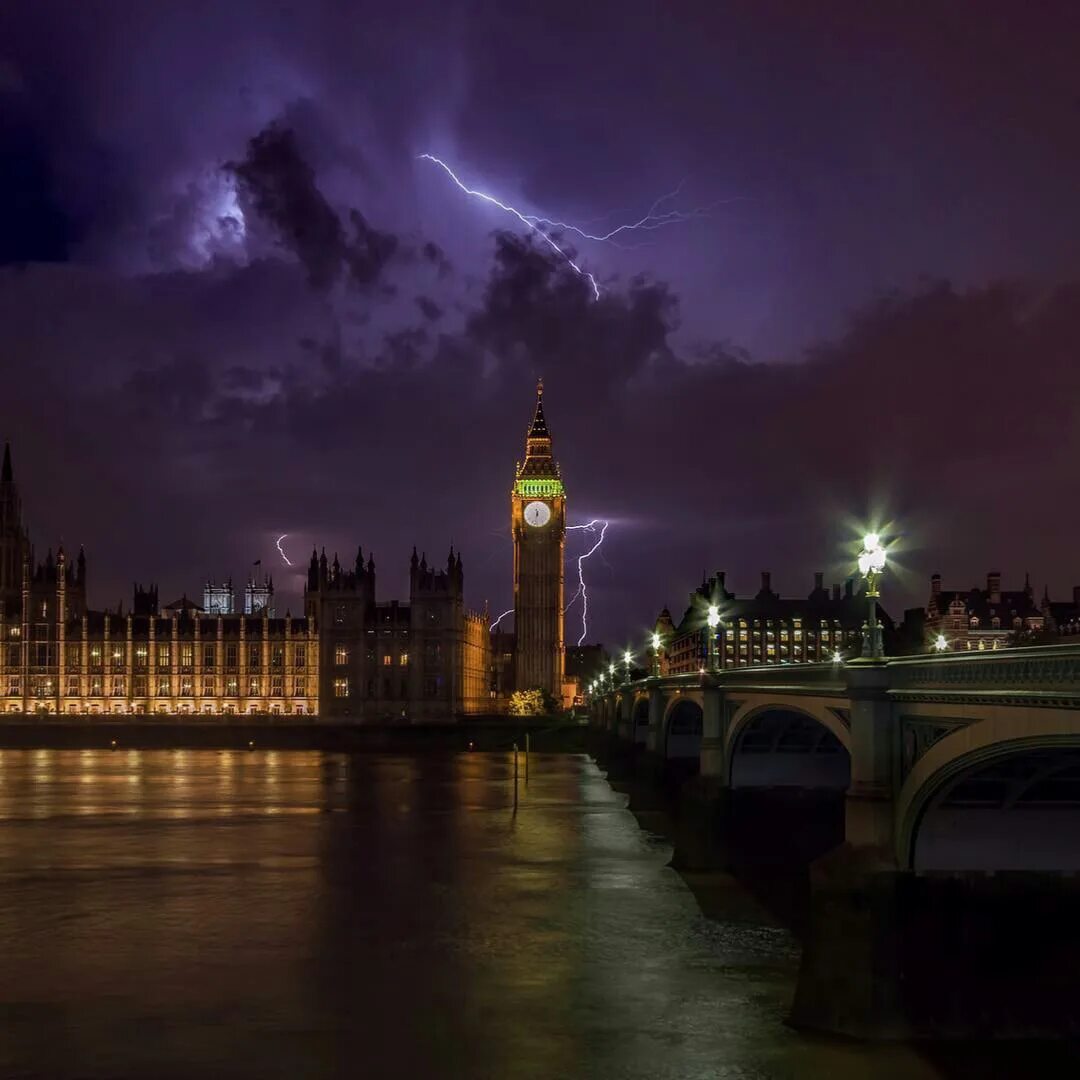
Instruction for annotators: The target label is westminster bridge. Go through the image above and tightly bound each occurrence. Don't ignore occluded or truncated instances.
[589,643,1080,1037]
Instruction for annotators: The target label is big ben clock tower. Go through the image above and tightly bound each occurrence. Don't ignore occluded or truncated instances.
[512,380,566,700]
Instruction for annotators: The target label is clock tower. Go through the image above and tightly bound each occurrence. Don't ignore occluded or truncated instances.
[512,380,566,700]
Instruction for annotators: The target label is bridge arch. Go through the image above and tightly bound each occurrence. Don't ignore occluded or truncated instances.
[662,695,704,761]
[725,698,851,789]
[897,710,1080,870]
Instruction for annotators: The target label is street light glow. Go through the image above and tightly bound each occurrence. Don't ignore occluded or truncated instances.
[706,604,721,629]
[857,533,887,577]
[934,634,949,652]
[651,632,661,651]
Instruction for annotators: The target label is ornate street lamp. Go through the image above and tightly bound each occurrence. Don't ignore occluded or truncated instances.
[706,604,721,673]
[650,631,662,677]
[933,633,949,652]
[622,649,633,684]
[857,532,888,659]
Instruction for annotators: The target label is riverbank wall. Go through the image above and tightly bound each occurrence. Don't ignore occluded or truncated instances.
[0,716,586,753]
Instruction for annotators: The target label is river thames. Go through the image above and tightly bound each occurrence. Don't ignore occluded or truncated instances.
[0,748,1059,1078]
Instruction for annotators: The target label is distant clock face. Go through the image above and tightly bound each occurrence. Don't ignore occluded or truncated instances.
[524,500,551,527]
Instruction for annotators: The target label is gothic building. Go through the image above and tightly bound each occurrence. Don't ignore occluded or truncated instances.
[655,570,893,674]
[0,443,489,718]
[304,545,489,720]
[924,571,1080,650]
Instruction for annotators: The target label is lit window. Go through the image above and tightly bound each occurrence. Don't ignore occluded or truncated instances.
[382,654,392,667]
[271,678,283,697]
[91,678,104,696]
[203,644,215,668]
[399,653,409,666]
[112,678,126,697]
[248,645,260,669]
[157,644,169,668]
[90,646,102,664]
[226,677,239,696]
[202,678,215,696]
[294,646,306,669]
[293,676,306,697]
[334,645,349,666]
[333,677,350,698]
[180,678,193,696]
[247,677,259,696]
[8,626,19,638]
[156,677,169,695]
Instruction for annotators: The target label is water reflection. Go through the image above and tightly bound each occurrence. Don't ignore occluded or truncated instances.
[0,750,960,1078]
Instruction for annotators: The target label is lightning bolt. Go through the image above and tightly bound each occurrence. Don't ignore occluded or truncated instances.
[275,534,292,568]
[525,180,733,244]
[565,519,609,646]
[419,153,602,299]
[490,607,514,632]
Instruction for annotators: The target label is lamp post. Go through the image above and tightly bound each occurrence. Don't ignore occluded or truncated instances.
[622,649,633,684]
[933,633,949,653]
[706,604,721,673]
[857,532,888,660]
[650,632,662,677]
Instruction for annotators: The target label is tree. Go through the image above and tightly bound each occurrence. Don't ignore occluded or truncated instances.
[508,687,558,716]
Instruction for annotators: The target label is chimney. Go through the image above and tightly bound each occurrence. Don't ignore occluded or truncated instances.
[931,573,942,596]
[715,571,726,593]
[814,571,824,593]
[760,571,771,594]
[832,584,841,602]
[987,571,1001,605]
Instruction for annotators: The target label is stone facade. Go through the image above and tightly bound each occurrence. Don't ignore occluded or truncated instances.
[0,443,489,719]
[656,570,891,674]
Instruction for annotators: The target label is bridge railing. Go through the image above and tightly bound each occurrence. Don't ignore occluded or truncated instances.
[886,643,1080,692]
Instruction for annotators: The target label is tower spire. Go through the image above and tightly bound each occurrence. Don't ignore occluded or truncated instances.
[528,378,549,439]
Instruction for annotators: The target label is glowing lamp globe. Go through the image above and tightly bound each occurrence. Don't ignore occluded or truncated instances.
[857,533,887,577]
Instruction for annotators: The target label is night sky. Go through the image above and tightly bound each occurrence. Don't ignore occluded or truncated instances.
[1,1,1079,646]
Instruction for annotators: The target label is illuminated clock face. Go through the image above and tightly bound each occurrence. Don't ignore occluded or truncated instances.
[524,500,551,527]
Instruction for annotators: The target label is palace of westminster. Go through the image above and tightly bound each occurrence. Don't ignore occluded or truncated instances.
[3,382,1078,719]
[0,385,573,719]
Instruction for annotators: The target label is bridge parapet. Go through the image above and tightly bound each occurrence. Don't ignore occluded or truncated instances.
[885,643,1080,703]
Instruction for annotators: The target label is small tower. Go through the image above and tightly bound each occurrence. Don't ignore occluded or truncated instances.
[244,574,275,616]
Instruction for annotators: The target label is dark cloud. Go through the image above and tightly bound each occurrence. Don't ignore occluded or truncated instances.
[465,231,678,387]
[231,125,353,292]
[421,241,453,278]
[415,296,443,321]
[231,124,398,294]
